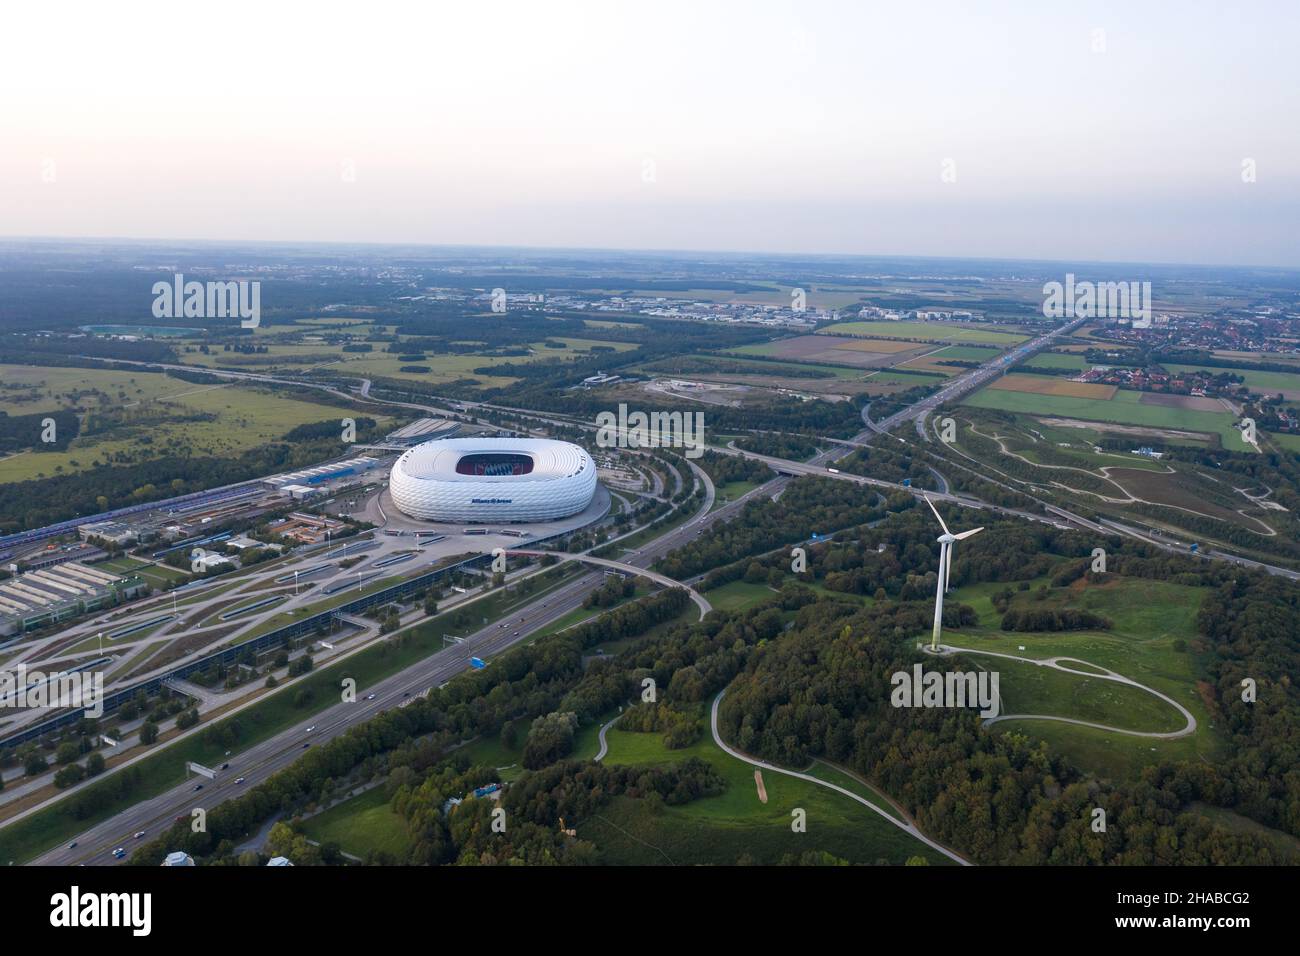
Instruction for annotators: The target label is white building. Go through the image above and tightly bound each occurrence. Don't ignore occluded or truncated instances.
[389,437,597,524]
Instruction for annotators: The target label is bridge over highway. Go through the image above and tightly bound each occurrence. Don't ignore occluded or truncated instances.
[506,551,712,618]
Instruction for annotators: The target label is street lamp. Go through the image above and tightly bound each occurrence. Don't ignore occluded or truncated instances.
[294,570,300,595]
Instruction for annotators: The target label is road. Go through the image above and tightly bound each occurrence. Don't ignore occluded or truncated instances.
[28,454,741,865]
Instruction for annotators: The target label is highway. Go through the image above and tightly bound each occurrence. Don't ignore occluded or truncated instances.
[28,456,747,865]
[23,316,1297,864]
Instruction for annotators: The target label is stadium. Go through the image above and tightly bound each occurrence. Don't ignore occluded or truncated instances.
[388,437,598,524]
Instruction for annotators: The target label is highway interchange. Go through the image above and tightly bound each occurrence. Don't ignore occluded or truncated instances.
[15,314,1299,863]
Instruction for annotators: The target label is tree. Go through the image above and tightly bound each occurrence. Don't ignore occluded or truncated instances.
[139,721,159,745]
[521,712,579,769]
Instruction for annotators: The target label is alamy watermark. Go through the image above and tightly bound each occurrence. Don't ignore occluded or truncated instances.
[152,273,261,328]
[1,665,104,718]
[1042,273,1151,326]
[595,404,705,459]
[891,663,999,718]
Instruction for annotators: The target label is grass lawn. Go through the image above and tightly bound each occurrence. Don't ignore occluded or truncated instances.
[710,479,763,511]
[591,716,952,865]
[702,580,779,613]
[938,573,1224,780]
[300,786,408,859]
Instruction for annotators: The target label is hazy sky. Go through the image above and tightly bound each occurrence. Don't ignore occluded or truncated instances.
[3,0,1297,266]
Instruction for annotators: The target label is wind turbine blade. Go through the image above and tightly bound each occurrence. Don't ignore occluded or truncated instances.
[924,496,951,536]
[945,540,953,591]
[954,527,984,540]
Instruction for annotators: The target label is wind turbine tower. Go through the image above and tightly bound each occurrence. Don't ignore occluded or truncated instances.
[925,496,983,650]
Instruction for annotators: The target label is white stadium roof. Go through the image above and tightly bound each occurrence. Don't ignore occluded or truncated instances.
[389,437,597,524]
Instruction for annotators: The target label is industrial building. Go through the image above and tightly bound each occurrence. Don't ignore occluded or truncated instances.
[0,562,146,637]
[385,418,460,446]
[262,456,378,491]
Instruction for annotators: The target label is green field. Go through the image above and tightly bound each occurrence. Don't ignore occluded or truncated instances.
[299,786,408,859]
[1026,352,1089,370]
[938,574,1222,779]
[819,321,1029,346]
[179,336,636,390]
[593,715,952,865]
[931,345,1005,362]
[710,479,764,511]
[702,580,779,612]
[1162,363,1300,397]
[963,386,1241,444]
[0,364,380,483]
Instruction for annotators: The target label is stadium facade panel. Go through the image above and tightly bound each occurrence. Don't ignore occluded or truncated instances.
[389,437,597,523]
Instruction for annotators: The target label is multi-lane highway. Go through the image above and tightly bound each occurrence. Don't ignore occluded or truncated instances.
[28,459,747,865]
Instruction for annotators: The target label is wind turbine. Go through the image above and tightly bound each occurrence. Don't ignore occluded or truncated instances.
[925,496,982,650]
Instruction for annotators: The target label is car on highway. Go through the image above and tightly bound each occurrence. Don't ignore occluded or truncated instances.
[365,693,376,700]
[67,841,77,849]
[193,783,204,791]
[235,776,246,784]
[302,743,310,749]
[305,726,316,733]
[112,847,126,859]
[220,762,229,770]
[134,830,146,839]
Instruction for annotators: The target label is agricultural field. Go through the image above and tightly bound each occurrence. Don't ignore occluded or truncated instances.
[963,382,1242,445]
[1025,351,1089,370]
[987,373,1117,400]
[729,335,926,369]
[817,320,1029,346]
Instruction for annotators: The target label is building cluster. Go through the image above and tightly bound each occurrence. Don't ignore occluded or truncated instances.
[1096,310,1300,355]
[262,457,378,500]
[265,512,347,546]
[1078,364,1241,398]
[0,561,145,637]
[859,305,979,322]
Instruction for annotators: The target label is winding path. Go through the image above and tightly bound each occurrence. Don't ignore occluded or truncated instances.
[593,710,623,762]
[710,690,970,866]
[931,644,1197,739]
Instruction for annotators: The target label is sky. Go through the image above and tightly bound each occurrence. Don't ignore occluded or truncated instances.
[2,0,1298,266]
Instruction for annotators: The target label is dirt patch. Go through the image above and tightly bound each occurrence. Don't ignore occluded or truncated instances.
[754,769,768,804]
[1037,417,1215,443]
[1138,392,1225,412]
[757,335,925,368]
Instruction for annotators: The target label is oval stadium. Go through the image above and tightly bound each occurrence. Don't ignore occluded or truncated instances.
[389,437,597,524]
